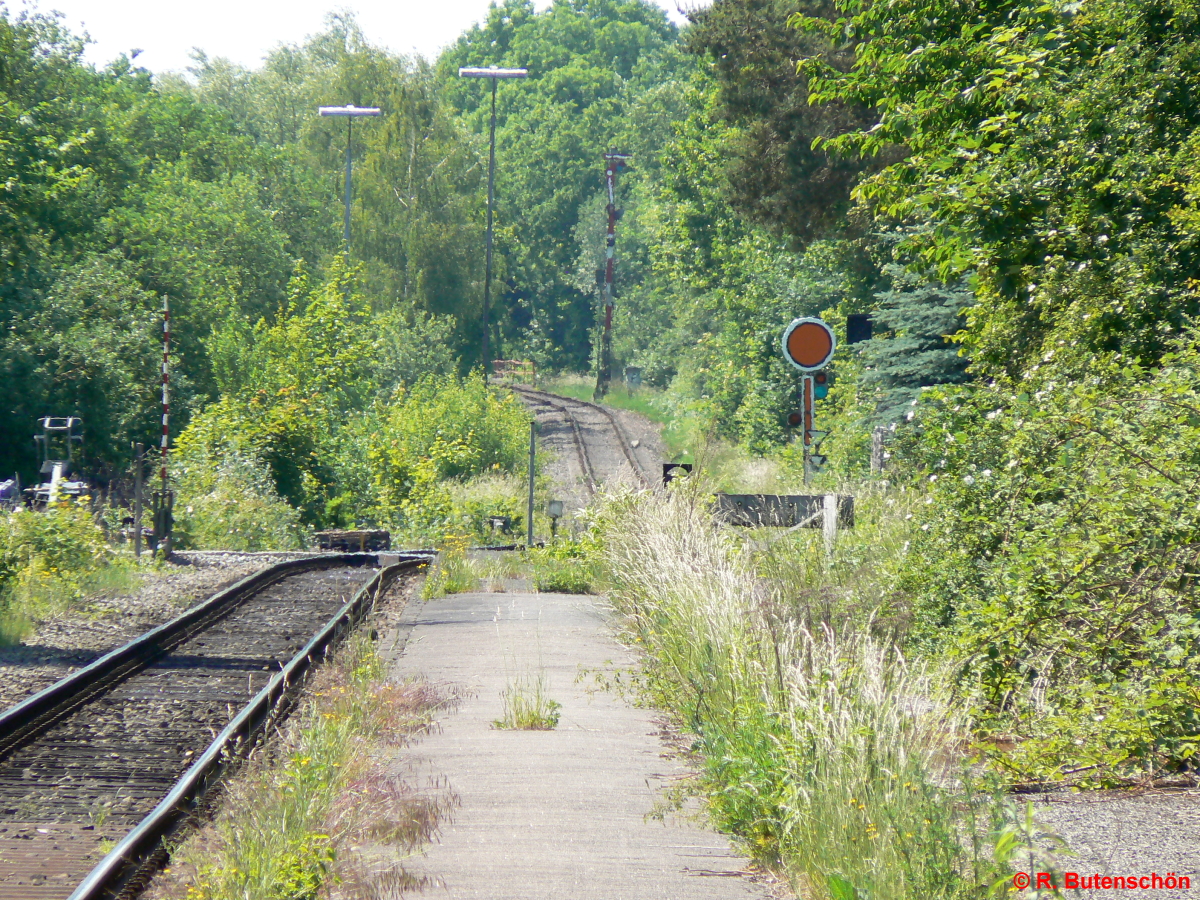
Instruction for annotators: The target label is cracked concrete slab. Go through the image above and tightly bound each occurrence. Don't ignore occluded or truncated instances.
[382,589,772,899]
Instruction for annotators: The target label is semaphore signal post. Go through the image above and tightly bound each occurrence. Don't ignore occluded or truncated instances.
[595,151,631,400]
[781,317,836,484]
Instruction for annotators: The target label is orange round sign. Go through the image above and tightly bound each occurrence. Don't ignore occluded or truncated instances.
[782,317,836,371]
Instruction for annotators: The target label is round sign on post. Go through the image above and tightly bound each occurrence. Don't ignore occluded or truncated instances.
[781,317,836,371]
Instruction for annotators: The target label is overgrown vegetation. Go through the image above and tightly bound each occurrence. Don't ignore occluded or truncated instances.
[0,502,134,643]
[175,630,455,900]
[7,0,1200,882]
[595,482,1003,898]
[528,534,602,594]
[896,343,1200,785]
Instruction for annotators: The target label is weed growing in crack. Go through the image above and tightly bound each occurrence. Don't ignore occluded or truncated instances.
[492,672,561,730]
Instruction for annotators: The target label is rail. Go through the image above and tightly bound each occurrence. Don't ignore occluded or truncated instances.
[0,551,431,900]
[511,386,651,490]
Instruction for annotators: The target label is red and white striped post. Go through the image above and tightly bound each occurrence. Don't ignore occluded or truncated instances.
[160,296,170,493]
[595,151,631,400]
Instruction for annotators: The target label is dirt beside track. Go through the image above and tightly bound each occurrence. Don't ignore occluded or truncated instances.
[513,387,664,516]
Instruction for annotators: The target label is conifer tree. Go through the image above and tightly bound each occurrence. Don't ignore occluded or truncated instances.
[859,265,972,424]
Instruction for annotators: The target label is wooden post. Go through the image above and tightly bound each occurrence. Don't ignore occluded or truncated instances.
[823,493,838,557]
[871,426,885,475]
[527,421,536,548]
[134,443,144,558]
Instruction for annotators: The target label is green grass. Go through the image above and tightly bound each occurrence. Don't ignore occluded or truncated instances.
[492,671,562,730]
[594,479,1005,899]
[421,539,480,598]
[527,534,600,594]
[173,631,454,900]
[0,502,141,645]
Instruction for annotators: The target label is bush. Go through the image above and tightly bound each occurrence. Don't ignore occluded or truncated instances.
[528,533,602,593]
[897,336,1200,784]
[174,448,309,551]
[352,375,530,541]
[445,474,526,544]
[0,501,125,642]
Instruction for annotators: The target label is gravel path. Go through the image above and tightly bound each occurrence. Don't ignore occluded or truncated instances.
[1033,789,1200,896]
[0,551,316,711]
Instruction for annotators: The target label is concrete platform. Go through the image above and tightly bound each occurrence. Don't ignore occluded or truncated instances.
[381,589,770,899]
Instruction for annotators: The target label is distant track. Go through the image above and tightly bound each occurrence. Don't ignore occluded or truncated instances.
[0,552,430,900]
[511,386,653,492]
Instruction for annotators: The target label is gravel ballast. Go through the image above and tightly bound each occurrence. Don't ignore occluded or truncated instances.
[0,551,318,710]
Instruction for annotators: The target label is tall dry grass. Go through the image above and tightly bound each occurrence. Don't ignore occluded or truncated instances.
[597,483,999,899]
[171,631,456,900]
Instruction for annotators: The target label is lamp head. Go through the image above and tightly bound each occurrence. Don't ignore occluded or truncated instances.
[458,66,529,79]
[318,105,382,117]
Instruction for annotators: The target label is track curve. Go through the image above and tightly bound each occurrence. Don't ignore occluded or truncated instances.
[512,387,654,494]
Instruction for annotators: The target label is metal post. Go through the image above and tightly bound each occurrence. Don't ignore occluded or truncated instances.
[134,443,144,558]
[802,374,814,485]
[161,298,170,496]
[597,159,616,397]
[159,297,171,555]
[526,420,536,548]
[457,68,527,374]
[317,106,381,254]
[483,79,497,376]
[595,152,630,400]
[344,118,353,248]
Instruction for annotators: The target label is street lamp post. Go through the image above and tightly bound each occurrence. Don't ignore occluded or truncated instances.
[458,66,528,375]
[317,105,382,250]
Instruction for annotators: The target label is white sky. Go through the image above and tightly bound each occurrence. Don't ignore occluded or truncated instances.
[27,0,699,76]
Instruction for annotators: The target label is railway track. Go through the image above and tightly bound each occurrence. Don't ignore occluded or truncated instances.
[511,386,653,492]
[0,551,431,900]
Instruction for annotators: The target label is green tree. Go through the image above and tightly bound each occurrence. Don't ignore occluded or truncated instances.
[439,0,681,369]
[794,0,1200,378]
[684,0,879,243]
[1,254,163,479]
[858,265,972,424]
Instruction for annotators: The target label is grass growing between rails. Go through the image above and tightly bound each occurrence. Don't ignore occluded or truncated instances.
[168,629,457,900]
[594,482,1006,899]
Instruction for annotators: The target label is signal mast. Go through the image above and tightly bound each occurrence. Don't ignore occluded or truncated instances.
[594,150,631,400]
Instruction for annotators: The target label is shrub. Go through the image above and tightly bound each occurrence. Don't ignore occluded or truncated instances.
[0,501,125,642]
[173,448,309,551]
[528,533,602,594]
[350,375,530,541]
[897,336,1200,784]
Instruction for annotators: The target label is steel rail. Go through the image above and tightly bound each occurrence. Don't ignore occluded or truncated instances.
[512,386,598,493]
[0,554,378,765]
[513,386,652,489]
[65,552,431,900]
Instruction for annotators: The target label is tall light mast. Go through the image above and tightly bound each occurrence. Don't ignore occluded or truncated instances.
[458,66,529,375]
